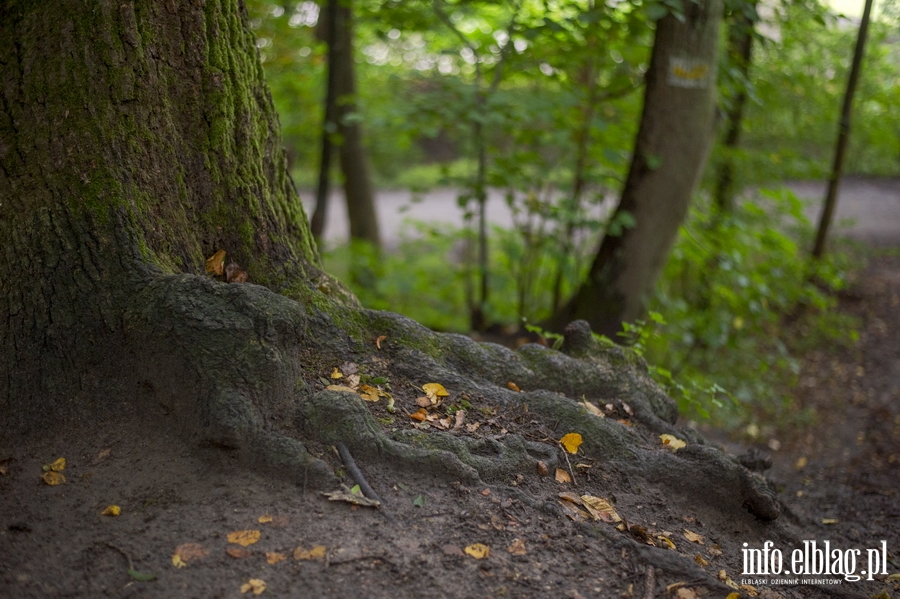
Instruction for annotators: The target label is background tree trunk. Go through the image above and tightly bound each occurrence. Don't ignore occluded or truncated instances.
[310,0,339,240]
[332,0,381,248]
[552,0,723,338]
[0,0,321,428]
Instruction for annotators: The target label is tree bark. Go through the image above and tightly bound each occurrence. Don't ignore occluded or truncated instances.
[552,0,723,338]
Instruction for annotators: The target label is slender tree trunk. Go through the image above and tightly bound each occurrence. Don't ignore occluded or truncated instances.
[551,0,723,338]
[310,0,339,240]
[713,2,756,214]
[333,0,380,248]
[812,0,874,259]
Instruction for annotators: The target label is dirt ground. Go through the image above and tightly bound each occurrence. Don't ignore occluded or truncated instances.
[2,243,899,597]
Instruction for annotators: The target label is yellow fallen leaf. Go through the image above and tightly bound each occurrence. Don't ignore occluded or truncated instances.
[507,538,526,555]
[885,573,900,582]
[101,505,121,516]
[205,249,226,275]
[227,530,261,547]
[660,434,686,450]
[358,384,380,402]
[507,381,521,392]
[683,529,704,544]
[695,554,709,566]
[821,518,839,525]
[240,579,266,595]
[726,594,741,599]
[795,456,807,470]
[580,495,621,523]
[42,457,66,472]
[172,554,186,568]
[560,432,583,454]
[266,552,287,565]
[258,514,273,524]
[330,367,343,379]
[657,535,676,550]
[293,545,327,560]
[422,383,449,400]
[42,471,65,485]
[464,543,490,559]
[325,384,357,393]
[555,468,572,483]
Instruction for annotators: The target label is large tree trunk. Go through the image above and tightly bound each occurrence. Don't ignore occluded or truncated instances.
[552,0,722,338]
[0,0,778,524]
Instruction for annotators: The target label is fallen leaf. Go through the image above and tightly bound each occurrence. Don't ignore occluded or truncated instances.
[415,396,431,408]
[464,543,490,559]
[330,368,343,379]
[94,448,112,464]
[555,468,572,483]
[266,552,287,565]
[325,384,357,393]
[173,543,208,567]
[660,434,687,450]
[536,460,549,476]
[453,410,465,429]
[228,530,261,547]
[42,471,65,485]
[422,383,449,404]
[739,584,758,596]
[293,545,327,560]
[226,547,251,558]
[205,249,226,275]
[127,568,156,581]
[101,505,121,516]
[321,487,380,507]
[465,422,481,433]
[657,535,676,550]
[695,554,709,566]
[359,384,380,402]
[507,381,520,392]
[442,544,464,556]
[708,545,722,557]
[43,457,66,472]
[560,432,583,454]
[240,579,266,595]
[683,530,704,544]
[410,408,428,421]
[507,538,526,555]
[413,495,426,507]
[675,588,698,599]
[375,335,387,349]
[580,401,605,418]
[225,262,249,283]
[580,495,621,523]
[821,518,839,525]
[258,514,273,524]
[795,456,807,470]
[0,460,8,476]
[885,573,900,582]
[726,594,740,599]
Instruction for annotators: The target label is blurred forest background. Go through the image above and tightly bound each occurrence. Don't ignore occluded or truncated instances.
[245,0,899,432]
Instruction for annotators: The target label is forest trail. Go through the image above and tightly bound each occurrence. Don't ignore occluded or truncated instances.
[304,176,900,249]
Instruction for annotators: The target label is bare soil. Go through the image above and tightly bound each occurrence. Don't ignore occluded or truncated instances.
[2,253,899,598]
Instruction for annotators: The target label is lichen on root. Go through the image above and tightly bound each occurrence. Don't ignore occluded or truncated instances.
[126,274,780,522]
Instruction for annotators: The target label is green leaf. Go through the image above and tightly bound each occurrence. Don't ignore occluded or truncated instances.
[413,495,426,507]
[350,484,362,496]
[127,569,156,582]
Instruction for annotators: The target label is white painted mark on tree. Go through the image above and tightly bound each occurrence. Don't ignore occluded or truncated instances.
[667,57,710,89]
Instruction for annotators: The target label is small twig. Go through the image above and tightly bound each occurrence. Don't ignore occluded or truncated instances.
[643,565,656,599]
[558,442,577,486]
[106,542,134,570]
[335,442,383,505]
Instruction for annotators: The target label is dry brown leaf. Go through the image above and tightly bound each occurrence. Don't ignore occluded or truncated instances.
[42,471,65,485]
[375,335,387,349]
[465,422,480,433]
[228,530,261,547]
[441,544,465,557]
[173,543,209,566]
[555,468,572,483]
[293,545,327,560]
[507,381,520,392]
[580,495,621,523]
[464,543,490,559]
[683,530,704,544]
[410,408,428,422]
[265,552,287,565]
[453,410,465,430]
[240,579,266,595]
[675,588,698,599]
[225,262,248,283]
[536,460,549,476]
[559,432,583,454]
[101,505,121,516]
[0,462,8,476]
[226,547,251,559]
[580,401,605,418]
[506,538,526,555]
[695,554,709,566]
[205,249,226,275]
[94,448,111,464]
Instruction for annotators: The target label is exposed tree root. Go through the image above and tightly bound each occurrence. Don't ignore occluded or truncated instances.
[125,273,780,522]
